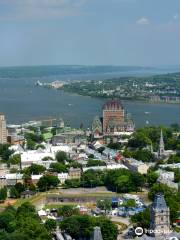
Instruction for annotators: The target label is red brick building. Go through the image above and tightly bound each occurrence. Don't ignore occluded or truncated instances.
[102,99,134,134]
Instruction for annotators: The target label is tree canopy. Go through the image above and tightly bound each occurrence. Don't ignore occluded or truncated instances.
[37,175,60,191]
[0,203,51,240]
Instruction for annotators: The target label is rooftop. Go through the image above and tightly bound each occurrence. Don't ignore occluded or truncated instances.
[152,193,168,209]
[103,99,123,110]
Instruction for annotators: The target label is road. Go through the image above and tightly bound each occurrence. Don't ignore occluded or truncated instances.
[110,216,130,226]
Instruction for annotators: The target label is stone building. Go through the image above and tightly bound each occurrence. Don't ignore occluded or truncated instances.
[123,158,150,174]
[91,226,103,240]
[92,116,103,138]
[150,193,170,237]
[92,99,134,139]
[68,167,81,180]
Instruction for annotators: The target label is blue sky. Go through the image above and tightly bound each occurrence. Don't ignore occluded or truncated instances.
[0,0,180,66]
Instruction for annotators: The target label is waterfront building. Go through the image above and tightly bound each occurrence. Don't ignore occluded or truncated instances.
[150,193,170,237]
[0,113,7,144]
[92,99,134,140]
[103,99,125,133]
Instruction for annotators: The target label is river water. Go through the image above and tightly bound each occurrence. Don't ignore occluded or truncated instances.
[0,65,179,128]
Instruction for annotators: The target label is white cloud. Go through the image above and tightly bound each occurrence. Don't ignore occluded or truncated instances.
[136,17,150,25]
[0,0,88,20]
[173,14,179,20]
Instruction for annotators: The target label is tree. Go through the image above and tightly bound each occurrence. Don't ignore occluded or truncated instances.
[171,123,180,132]
[10,186,19,199]
[42,156,53,161]
[131,208,150,229]
[97,217,118,240]
[97,147,105,154]
[123,199,136,208]
[68,161,82,169]
[58,205,80,218]
[0,206,16,232]
[26,139,36,150]
[45,219,56,231]
[60,215,118,240]
[87,159,106,167]
[81,170,105,188]
[0,203,51,240]
[146,171,158,187]
[167,154,180,164]
[64,179,81,188]
[131,172,145,192]
[88,154,94,159]
[35,144,45,150]
[56,151,68,163]
[97,199,111,213]
[60,216,80,239]
[148,183,175,200]
[128,131,151,148]
[23,164,46,175]
[124,149,155,162]
[9,154,21,165]
[134,149,155,162]
[108,142,121,150]
[37,175,60,191]
[0,187,7,202]
[10,183,25,199]
[105,169,144,193]
[115,175,132,193]
[0,144,14,162]
[50,162,67,173]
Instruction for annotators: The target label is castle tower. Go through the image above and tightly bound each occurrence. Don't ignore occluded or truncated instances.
[103,99,124,134]
[91,226,103,240]
[158,129,165,158]
[150,193,170,237]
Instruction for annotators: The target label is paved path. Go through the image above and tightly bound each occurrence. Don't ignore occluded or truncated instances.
[110,216,130,226]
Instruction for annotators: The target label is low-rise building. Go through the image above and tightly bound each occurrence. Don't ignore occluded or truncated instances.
[58,173,69,184]
[157,169,179,190]
[5,173,23,186]
[7,134,25,145]
[0,175,6,188]
[21,190,36,198]
[83,163,127,172]
[68,167,81,179]
[123,158,150,174]
[31,175,43,185]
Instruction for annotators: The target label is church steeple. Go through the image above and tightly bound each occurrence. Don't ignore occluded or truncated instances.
[158,129,165,158]
[150,193,170,237]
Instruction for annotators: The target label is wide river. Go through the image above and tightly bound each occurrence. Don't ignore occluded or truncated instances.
[0,65,179,128]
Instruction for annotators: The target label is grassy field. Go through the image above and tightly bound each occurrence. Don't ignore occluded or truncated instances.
[0,188,149,210]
